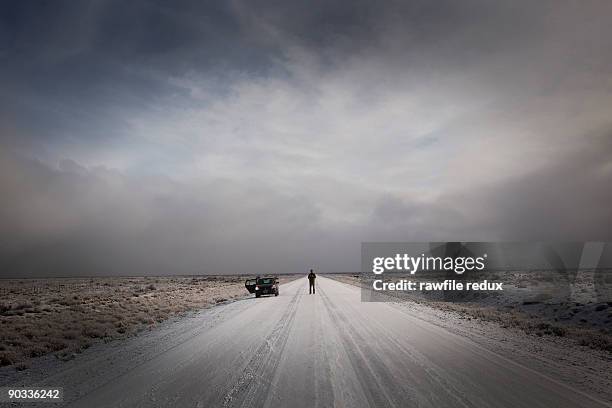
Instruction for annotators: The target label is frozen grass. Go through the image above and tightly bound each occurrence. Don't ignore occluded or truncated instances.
[0,275,275,368]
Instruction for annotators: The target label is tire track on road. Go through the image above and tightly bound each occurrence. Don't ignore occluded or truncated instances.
[318,284,402,408]
[62,298,254,408]
[222,284,303,408]
[331,285,477,408]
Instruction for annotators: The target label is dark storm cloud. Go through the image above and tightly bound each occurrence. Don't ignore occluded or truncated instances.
[1,0,612,276]
[0,0,275,146]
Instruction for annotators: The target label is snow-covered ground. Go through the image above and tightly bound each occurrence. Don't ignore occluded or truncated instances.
[1,276,610,407]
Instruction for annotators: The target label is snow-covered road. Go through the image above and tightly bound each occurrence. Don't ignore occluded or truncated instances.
[45,277,611,407]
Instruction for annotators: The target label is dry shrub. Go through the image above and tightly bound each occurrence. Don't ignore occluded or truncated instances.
[14,302,33,310]
[0,351,16,366]
[579,333,612,352]
[63,330,79,340]
[15,362,29,371]
[0,303,11,315]
[81,326,106,339]
[0,275,253,368]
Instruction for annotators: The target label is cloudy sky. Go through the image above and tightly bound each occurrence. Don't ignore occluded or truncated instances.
[1,0,611,276]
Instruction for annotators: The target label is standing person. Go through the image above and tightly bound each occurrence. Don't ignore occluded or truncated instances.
[308,269,316,294]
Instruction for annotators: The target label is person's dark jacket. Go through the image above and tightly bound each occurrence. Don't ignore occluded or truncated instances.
[308,272,316,281]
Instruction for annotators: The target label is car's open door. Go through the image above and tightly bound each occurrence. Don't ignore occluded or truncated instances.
[245,279,257,293]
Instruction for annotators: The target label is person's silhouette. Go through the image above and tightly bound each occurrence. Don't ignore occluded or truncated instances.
[308,269,316,294]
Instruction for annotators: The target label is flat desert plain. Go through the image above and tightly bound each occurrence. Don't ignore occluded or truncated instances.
[0,275,297,369]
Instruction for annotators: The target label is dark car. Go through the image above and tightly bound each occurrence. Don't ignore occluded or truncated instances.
[245,276,279,298]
